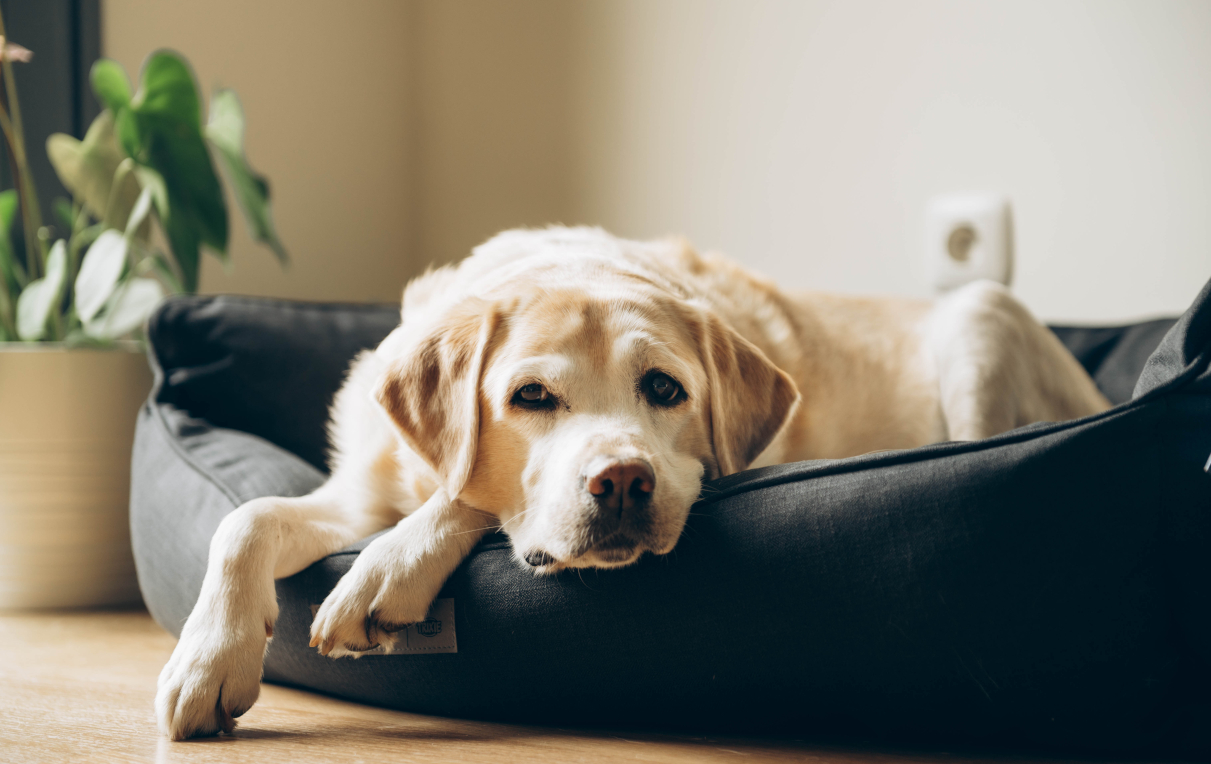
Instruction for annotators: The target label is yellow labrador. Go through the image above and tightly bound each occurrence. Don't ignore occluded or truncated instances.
[156,226,1109,739]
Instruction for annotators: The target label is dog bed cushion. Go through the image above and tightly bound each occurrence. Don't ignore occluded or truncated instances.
[131,289,1209,757]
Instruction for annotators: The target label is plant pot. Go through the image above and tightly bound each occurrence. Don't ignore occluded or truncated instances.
[0,343,152,609]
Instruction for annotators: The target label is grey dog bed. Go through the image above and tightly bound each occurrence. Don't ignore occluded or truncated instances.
[131,281,1210,757]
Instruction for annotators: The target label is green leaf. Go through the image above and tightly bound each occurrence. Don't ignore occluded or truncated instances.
[0,266,13,340]
[73,223,105,253]
[46,112,141,226]
[164,210,202,292]
[146,117,228,254]
[0,190,21,338]
[74,230,127,323]
[125,185,154,240]
[0,188,23,291]
[16,240,67,341]
[114,106,140,165]
[90,59,132,113]
[84,277,163,340]
[205,89,288,263]
[133,165,168,213]
[132,51,201,125]
[0,189,18,241]
[119,50,227,274]
[135,165,200,292]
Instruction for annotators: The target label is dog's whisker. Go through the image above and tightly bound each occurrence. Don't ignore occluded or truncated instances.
[497,510,529,532]
[450,525,498,537]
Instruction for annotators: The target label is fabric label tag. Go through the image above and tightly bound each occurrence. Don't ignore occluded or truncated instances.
[308,597,457,655]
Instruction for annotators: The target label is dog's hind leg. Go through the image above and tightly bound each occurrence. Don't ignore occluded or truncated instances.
[155,485,395,741]
[928,280,1110,441]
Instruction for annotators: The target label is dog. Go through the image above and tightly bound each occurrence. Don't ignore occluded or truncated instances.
[156,226,1110,739]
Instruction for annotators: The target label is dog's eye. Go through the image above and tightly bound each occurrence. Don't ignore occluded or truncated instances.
[519,384,546,402]
[643,372,684,407]
[512,383,554,409]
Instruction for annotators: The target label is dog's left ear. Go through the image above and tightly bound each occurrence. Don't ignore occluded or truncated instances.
[376,300,498,499]
[700,312,800,477]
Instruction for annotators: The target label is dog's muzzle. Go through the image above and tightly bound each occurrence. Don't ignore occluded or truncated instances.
[523,456,657,567]
[578,455,655,559]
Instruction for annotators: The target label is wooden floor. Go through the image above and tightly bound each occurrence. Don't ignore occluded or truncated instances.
[0,609,1133,764]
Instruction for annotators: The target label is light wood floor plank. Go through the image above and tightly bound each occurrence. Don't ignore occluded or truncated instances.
[0,609,1107,763]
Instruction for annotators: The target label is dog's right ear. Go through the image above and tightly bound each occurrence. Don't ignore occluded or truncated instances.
[375,300,498,499]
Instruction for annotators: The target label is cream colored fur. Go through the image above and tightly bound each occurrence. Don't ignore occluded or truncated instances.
[156,227,1110,740]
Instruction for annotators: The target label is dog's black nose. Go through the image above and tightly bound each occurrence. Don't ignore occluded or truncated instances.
[584,457,655,515]
[524,550,555,567]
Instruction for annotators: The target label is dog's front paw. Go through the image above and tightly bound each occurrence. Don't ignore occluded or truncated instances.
[310,544,437,658]
[156,613,268,740]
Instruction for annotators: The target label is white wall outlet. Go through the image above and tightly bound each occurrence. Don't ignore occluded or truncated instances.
[925,193,1014,292]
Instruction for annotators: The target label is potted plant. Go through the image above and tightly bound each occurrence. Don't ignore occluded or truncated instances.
[0,7,286,608]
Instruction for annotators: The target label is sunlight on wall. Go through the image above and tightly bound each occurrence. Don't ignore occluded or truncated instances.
[105,0,1211,321]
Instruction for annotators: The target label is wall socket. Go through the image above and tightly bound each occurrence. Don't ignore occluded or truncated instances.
[925,193,1014,292]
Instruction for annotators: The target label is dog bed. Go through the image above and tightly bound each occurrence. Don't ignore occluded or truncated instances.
[131,284,1209,756]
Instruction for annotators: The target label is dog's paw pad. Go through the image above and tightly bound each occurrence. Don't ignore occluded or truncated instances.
[373,617,414,635]
[156,621,265,740]
[309,533,444,660]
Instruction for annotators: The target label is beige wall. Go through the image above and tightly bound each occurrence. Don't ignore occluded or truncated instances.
[104,0,416,303]
[105,0,1211,322]
[565,0,1211,322]
[410,1,578,276]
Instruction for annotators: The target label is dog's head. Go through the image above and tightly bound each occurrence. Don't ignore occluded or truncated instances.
[376,243,798,572]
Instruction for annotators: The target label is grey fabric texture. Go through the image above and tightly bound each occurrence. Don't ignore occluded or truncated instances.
[1050,319,1177,404]
[130,291,1209,756]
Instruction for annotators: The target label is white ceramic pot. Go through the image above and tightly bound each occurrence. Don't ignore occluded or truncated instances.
[0,344,152,609]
